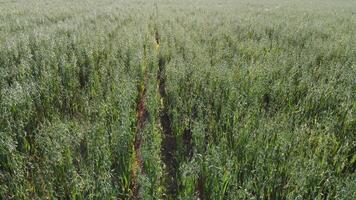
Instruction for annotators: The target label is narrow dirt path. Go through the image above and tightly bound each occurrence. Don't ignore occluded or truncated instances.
[130,44,149,200]
[155,28,179,198]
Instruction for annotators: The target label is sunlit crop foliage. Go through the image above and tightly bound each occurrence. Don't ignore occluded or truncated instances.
[0,0,355,199]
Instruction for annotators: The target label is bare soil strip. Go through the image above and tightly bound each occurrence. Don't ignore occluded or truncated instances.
[155,29,179,198]
[130,45,149,200]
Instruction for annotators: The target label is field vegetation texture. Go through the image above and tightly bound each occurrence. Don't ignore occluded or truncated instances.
[0,0,355,199]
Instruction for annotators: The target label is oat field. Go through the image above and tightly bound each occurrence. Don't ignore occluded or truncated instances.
[0,0,355,199]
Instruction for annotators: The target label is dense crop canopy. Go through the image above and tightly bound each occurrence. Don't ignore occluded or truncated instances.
[0,0,355,199]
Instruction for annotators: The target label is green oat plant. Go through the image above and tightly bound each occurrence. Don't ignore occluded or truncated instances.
[1,0,355,199]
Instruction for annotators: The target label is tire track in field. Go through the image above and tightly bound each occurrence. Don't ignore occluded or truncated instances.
[154,27,179,198]
[130,43,149,200]
[172,18,205,200]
